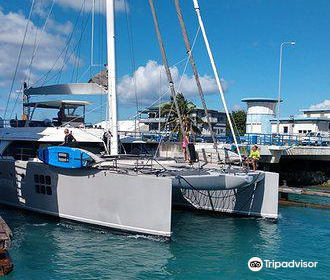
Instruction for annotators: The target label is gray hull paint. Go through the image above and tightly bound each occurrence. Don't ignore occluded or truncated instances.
[0,160,172,237]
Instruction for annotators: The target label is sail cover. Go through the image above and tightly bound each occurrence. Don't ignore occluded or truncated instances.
[24,83,106,96]
[88,69,108,88]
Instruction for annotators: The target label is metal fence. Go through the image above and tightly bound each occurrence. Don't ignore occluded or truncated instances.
[242,133,330,147]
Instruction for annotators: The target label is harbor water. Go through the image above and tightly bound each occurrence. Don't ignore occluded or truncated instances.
[1,203,329,280]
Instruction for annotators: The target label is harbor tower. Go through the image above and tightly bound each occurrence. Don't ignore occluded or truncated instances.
[242,98,280,134]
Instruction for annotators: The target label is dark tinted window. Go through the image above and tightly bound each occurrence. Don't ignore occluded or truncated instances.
[3,141,38,160]
[40,185,46,194]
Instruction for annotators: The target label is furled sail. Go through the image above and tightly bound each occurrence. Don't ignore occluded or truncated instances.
[88,69,108,89]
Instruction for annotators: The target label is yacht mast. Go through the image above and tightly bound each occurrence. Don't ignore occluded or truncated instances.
[106,0,118,156]
[192,0,242,162]
[173,0,220,161]
[148,0,187,143]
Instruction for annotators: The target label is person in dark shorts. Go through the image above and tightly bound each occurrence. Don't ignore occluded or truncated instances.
[60,129,76,147]
[57,107,65,126]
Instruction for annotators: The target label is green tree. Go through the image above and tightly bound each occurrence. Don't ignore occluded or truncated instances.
[161,93,205,140]
[226,109,247,136]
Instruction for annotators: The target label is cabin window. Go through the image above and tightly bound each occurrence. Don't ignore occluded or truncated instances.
[3,141,38,160]
[34,174,39,183]
[39,175,45,184]
[46,186,52,195]
[40,185,46,195]
[46,176,51,185]
[283,126,288,133]
[34,174,52,196]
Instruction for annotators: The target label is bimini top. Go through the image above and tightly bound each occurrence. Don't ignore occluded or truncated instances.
[23,83,106,96]
[241,97,280,103]
[23,100,92,109]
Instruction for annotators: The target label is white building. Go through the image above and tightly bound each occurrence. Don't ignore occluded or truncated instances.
[242,98,279,134]
[95,120,149,132]
[270,108,330,135]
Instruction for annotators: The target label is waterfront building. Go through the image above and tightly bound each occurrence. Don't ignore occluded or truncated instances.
[242,97,330,135]
[95,120,149,132]
[241,98,280,134]
[139,102,227,136]
[270,108,330,135]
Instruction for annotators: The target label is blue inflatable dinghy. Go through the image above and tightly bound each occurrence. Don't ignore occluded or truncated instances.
[38,146,96,169]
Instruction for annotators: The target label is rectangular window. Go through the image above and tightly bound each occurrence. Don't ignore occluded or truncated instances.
[39,175,45,184]
[45,176,51,185]
[46,186,52,195]
[40,185,46,195]
[34,174,39,183]
[283,126,288,133]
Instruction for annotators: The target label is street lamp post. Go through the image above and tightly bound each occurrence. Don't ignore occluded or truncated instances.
[277,41,296,134]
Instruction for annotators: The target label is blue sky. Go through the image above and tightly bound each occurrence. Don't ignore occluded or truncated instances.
[0,0,329,123]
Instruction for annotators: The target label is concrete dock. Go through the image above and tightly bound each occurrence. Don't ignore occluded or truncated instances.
[158,142,330,164]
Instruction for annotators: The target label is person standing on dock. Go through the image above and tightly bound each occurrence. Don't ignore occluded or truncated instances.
[245,145,260,171]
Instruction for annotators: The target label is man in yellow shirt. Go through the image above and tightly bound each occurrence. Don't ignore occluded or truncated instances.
[245,145,260,171]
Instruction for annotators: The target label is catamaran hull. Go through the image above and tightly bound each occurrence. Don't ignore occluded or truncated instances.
[171,171,264,190]
[172,171,279,219]
[0,160,172,237]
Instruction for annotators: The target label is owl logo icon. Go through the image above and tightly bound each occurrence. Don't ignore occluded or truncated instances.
[248,257,263,272]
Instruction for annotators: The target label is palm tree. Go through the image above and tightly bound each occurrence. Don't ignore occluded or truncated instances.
[161,93,205,140]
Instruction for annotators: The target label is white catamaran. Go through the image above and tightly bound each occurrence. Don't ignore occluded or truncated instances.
[0,0,279,237]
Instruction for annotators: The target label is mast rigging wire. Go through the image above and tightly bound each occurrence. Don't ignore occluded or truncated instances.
[148,0,187,145]
[124,0,140,133]
[46,6,93,85]
[26,0,56,87]
[10,0,58,123]
[192,0,242,163]
[152,26,201,158]
[173,0,221,162]
[32,0,88,87]
[58,0,87,84]
[2,0,36,120]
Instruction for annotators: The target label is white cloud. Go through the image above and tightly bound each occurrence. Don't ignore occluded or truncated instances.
[117,60,227,106]
[308,100,330,110]
[45,0,127,13]
[0,9,72,89]
[47,19,73,36]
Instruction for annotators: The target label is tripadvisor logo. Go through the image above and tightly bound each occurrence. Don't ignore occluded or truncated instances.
[248,257,263,272]
[248,257,318,271]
